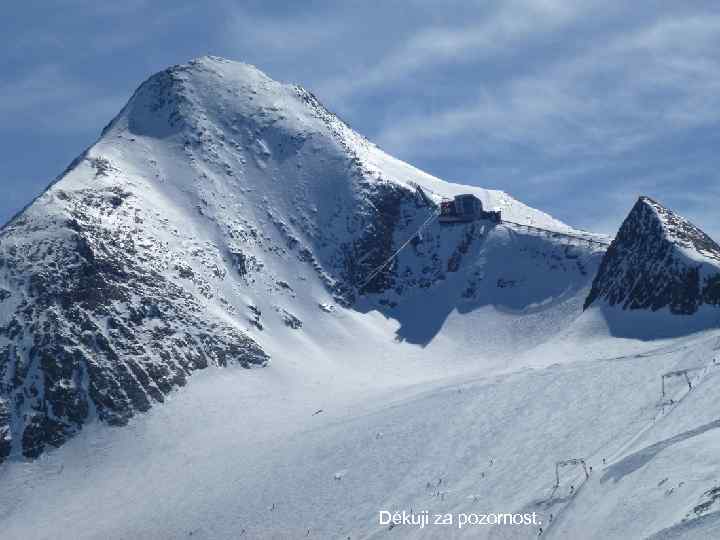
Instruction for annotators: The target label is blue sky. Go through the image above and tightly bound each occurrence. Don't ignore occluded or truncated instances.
[1,1,719,237]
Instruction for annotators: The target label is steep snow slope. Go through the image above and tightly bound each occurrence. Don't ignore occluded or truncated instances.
[0,56,604,462]
[1,327,719,540]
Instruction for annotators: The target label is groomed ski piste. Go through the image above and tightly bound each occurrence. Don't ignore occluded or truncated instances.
[2,311,720,540]
[1,57,720,539]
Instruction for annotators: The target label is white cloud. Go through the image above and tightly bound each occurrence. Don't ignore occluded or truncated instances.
[315,0,591,103]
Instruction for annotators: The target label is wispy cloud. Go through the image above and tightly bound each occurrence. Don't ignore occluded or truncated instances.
[374,12,720,162]
[315,0,590,103]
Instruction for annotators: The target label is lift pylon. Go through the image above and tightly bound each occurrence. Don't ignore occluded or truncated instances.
[554,458,589,488]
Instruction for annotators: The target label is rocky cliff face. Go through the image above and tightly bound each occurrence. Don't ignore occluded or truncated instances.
[0,57,601,464]
[584,196,720,314]
[0,182,269,461]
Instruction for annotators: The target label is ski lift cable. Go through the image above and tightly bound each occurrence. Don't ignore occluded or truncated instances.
[359,209,440,291]
[359,207,609,294]
[359,209,440,290]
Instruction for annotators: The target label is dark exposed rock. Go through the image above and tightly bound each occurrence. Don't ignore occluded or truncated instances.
[0,398,10,461]
[447,224,477,273]
[336,181,407,297]
[276,307,302,329]
[247,304,263,330]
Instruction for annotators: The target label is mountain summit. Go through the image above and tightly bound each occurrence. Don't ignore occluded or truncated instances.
[0,57,603,463]
[584,196,720,314]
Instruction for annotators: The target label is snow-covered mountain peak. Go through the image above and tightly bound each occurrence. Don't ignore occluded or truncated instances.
[0,56,605,465]
[106,55,302,139]
[585,196,720,315]
[94,56,575,232]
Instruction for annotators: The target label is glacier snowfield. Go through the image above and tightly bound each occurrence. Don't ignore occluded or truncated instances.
[2,321,720,539]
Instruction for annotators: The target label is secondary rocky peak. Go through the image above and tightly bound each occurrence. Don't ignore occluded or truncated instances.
[584,196,720,314]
